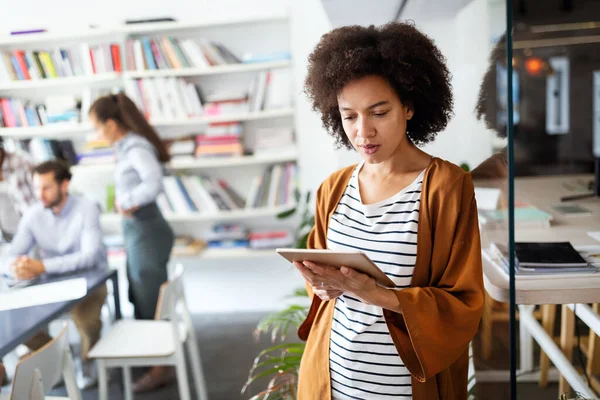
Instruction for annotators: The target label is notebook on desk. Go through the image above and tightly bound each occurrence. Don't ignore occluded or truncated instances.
[488,241,594,275]
[514,242,589,268]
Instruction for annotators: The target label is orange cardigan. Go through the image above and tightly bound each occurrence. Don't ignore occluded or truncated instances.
[297,158,484,400]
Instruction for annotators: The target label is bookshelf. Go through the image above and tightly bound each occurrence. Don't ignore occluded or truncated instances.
[0,108,293,139]
[0,13,298,260]
[151,107,294,127]
[0,108,293,138]
[122,59,291,79]
[0,73,121,90]
[72,148,298,173]
[108,248,278,264]
[0,123,92,138]
[100,203,294,225]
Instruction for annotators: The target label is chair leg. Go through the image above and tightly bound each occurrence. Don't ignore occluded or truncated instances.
[97,360,108,400]
[558,304,575,398]
[62,346,82,400]
[539,304,557,388]
[123,366,133,400]
[175,347,192,400]
[586,304,600,376]
[186,334,209,400]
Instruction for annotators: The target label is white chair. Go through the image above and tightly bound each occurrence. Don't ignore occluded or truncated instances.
[0,322,81,400]
[88,263,208,400]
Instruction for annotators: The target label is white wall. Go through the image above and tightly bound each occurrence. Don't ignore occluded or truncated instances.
[400,0,498,170]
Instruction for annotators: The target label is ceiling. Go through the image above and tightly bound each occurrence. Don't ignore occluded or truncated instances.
[320,0,476,27]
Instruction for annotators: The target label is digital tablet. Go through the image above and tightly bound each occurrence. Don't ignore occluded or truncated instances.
[276,248,396,288]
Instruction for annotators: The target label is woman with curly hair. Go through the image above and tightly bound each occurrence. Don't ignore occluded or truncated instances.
[294,22,484,399]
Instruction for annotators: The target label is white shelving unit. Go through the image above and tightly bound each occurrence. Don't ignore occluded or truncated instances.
[0,123,93,138]
[72,148,298,173]
[0,73,121,90]
[0,13,298,261]
[101,203,293,225]
[0,108,294,139]
[122,59,291,79]
[152,107,294,127]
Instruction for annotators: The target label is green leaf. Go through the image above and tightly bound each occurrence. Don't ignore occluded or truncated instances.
[304,191,311,205]
[286,288,308,298]
[254,307,309,341]
[243,367,286,391]
[298,216,315,232]
[276,208,296,219]
[296,232,309,249]
[293,188,301,203]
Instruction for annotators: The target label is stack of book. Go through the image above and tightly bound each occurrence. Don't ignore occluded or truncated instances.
[103,235,125,259]
[0,98,48,128]
[0,43,121,82]
[124,77,204,120]
[248,229,293,249]
[77,139,115,165]
[166,135,196,163]
[488,241,597,275]
[172,235,205,256]
[195,122,244,157]
[202,224,294,250]
[156,174,246,214]
[155,163,295,215]
[251,126,295,155]
[20,138,78,165]
[246,69,292,112]
[204,224,249,249]
[126,36,240,71]
[0,95,80,128]
[245,162,297,209]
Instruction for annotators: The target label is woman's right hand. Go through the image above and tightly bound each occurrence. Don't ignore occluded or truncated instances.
[313,286,344,301]
[293,261,343,301]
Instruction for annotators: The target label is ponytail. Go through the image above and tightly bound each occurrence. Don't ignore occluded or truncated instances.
[89,93,171,163]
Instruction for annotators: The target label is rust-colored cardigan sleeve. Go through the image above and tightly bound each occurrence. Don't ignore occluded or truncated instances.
[300,181,329,325]
[384,173,484,382]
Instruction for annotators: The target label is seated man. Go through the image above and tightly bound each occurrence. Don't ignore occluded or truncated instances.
[2,160,108,388]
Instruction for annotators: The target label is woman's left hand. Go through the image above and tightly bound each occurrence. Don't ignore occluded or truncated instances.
[115,202,139,217]
[295,260,381,305]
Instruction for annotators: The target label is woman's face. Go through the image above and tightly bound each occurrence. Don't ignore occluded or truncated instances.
[89,113,118,144]
[338,75,413,164]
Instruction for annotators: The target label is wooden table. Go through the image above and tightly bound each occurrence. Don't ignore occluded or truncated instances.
[479,174,600,397]
[0,268,121,359]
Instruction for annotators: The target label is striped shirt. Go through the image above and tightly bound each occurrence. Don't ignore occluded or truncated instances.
[327,163,424,400]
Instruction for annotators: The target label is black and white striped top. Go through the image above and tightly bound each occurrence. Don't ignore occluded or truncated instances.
[327,163,424,400]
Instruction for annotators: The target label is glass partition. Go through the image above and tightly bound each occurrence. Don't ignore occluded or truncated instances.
[508,0,600,399]
[400,1,514,398]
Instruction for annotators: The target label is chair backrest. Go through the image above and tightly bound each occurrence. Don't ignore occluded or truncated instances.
[154,263,185,321]
[10,322,80,400]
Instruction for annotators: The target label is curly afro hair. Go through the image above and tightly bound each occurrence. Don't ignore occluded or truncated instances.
[304,22,454,149]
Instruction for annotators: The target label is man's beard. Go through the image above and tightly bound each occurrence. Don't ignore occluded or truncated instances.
[44,191,63,209]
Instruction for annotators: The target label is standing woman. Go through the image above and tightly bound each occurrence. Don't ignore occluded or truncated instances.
[294,22,484,400]
[89,93,176,392]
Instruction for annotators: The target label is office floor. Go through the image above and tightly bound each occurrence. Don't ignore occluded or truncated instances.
[42,313,565,400]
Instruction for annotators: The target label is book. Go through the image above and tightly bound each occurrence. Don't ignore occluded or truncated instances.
[479,206,553,229]
[489,241,594,275]
[514,242,589,268]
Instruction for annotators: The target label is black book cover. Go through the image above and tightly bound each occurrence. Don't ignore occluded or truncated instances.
[514,242,589,267]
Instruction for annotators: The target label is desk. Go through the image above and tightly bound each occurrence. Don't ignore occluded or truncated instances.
[0,268,121,359]
[480,174,600,397]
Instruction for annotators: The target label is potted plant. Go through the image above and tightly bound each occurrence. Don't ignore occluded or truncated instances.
[242,189,313,400]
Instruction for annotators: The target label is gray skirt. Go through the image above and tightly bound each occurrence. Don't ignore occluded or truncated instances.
[122,202,174,320]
